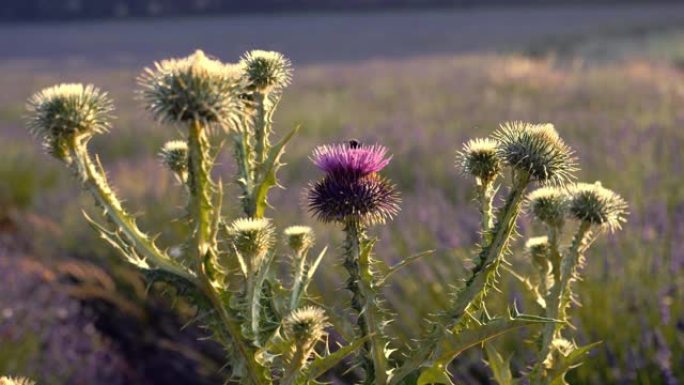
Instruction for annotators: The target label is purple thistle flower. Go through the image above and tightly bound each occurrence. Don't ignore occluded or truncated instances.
[307,141,400,225]
[311,141,391,178]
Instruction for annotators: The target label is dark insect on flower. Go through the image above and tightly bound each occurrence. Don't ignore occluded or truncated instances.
[494,121,577,184]
[308,173,400,225]
[567,182,628,232]
[311,142,392,179]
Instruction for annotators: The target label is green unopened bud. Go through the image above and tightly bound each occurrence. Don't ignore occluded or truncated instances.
[26,83,113,159]
[283,306,328,345]
[494,122,577,184]
[159,140,188,176]
[138,50,243,128]
[283,226,315,255]
[526,186,568,228]
[567,182,628,232]
[240,50,292,92]
[228,218,275,269]
[456,138,501,183]
[0,377,35,385]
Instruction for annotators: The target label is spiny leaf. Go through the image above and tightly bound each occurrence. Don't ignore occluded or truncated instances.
[432,313,556,369]
[253,124,300,217]
[547,341,601,385]
[484,343,515,385]
[296,335,372,384]
[377,249,435,287]
[417,364,454,385]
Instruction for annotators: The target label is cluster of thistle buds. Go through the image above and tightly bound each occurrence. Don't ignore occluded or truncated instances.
[25,47,626,385]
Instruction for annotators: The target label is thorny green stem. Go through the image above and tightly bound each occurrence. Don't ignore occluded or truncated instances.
[533,221,592,384]
[70,139,191,280]
[343,220,389,385]
[252,93,270,187]
[234,127,255,217]
[289,250,307,311]
[548,226,562,287]
[478,179,496,246]
[391,171,530,385]
[187,120,267,385]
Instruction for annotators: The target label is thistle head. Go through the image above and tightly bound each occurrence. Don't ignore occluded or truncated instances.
[456,138,501,183]
[138,50,243,128]
[228,218,276,267]
[159,140,188,175]
[308,173,400,226]
[526,186,568,228]
[525,236,549,257]
[284,226,315,255]
[493,122,576,184]
[26,83,113,159]
[0,377,35,385]
[283,306,328,345]
[240,50,292,92]
[567,182,628,232]
[311,141,391,179]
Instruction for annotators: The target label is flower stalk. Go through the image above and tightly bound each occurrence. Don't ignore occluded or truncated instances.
[342,219,389,385]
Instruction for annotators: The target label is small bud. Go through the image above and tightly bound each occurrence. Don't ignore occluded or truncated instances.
[240,50,292,92]
[567,182,628,232]
[283,306,328,345]
[0,377,35,385]
[456,138,501,183]
[526,186,568,228]
[26,83,113,159]
[283,226,315,254]
[494,122,577,184]
[525,236,549,258]
[227,218,275,269]
[159,140,188,175]
[138,50,243,127]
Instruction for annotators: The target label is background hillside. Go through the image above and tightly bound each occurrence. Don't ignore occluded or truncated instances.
[2,0,681,21]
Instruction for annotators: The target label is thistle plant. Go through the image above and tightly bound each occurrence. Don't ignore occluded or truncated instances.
[26,48,626,385]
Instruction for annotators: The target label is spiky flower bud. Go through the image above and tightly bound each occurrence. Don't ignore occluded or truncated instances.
[307,141,400,225]
[26,83,113,159]
[284,226,315,254]
[0,377,35,385]
[526,186,568,228]
[456,138,501,183]
[526,236,549,256]
[159,140,188,175]
[228,218,275,269]
[567,182,628,232]
[240,50,292,92]
[493,122,576,184]
[138,50,243,127]
[283,306,328,345]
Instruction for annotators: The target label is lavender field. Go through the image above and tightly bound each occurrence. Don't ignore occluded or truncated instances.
[1,5,684,384]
